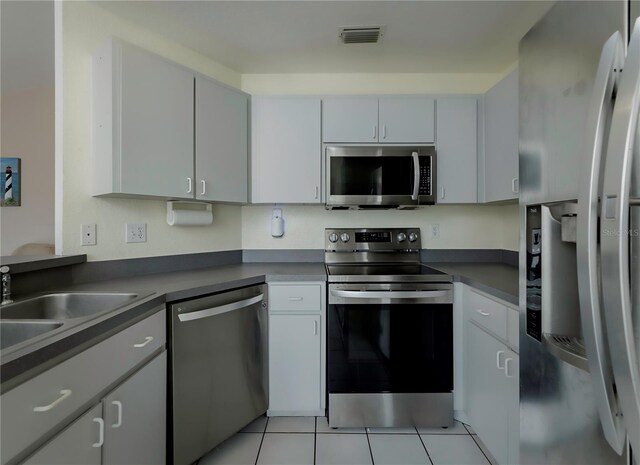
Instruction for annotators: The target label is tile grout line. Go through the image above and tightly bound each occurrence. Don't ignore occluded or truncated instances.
[364,427,376,465]
[469,432,493,465]
[416,429,435,465]
[254,417,269,465]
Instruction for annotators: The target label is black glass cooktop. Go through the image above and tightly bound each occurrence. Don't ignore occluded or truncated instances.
[326,264,450,282]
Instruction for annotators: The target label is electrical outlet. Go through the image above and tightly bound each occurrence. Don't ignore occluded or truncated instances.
[126,223,147,243]
[431,224,440,239]
[81,224,97,246]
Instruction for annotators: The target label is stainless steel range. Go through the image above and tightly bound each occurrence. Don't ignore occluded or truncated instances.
[325,228,454,428]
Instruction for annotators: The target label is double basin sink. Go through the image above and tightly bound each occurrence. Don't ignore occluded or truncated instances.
[1,293,141,351]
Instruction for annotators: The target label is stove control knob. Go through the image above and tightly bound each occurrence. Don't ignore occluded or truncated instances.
[397,232,407,242]
[340,233,350,243]
[408,232,419,243]
[329,233,339,243]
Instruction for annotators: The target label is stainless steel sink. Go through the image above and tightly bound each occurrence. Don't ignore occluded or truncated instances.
[0,292,140,320]
[1,321,64,350]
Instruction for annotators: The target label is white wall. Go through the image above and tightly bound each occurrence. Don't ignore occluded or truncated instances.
[242,204,518,251]
[60,1,243,261]
[241,72,519,252]
[0,86,55,255]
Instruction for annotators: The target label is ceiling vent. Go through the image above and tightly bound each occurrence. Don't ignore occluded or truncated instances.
[339,26,383,44]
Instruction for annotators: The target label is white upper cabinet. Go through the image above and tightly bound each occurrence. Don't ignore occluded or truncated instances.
[322,96,435,143]
[436,97,478,203]
[322,97,379,143]
[195,76,248,203]
[378,96,435,143]
[251,97,322,203]
[483,68,519,202]
[93,39,195,199]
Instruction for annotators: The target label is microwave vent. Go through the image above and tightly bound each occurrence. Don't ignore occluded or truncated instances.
[339,26,383,44]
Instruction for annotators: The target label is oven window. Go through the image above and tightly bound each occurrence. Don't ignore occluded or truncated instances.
[328,303,453,393]
[330,156,414,196]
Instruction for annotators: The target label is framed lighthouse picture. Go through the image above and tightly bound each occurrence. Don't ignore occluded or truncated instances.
[1,157,21,206]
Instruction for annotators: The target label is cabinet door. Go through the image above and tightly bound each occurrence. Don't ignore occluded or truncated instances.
[119,44,194,198]
[269,314,321,412]
[506,351,520,465]
[103,351,167,465]
[22,404,102,465]
[322,97,379,143]
[484,68,519,202]
[251,97,321,203]
[379,96,435,143]
[436,97,478,203]
[466,323,509,465]
[195,76,248,203]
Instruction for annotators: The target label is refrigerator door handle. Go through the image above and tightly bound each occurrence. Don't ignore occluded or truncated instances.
[577,31,627,454]
[601,17,640,457]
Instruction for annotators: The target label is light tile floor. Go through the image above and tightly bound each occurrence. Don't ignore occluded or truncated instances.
[199,416,496,465]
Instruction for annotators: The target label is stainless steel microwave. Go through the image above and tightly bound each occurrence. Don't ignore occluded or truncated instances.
[325,146,436,209]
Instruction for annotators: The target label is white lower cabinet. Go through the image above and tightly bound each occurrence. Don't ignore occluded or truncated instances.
[22,404,103,465]
[22,352,167,465]
[464,286,519,465]
[268,282,326,416]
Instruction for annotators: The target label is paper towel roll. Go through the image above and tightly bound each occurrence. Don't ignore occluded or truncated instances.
[167,205,213,226]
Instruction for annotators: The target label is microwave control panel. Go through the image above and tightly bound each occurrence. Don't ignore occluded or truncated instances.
[419,158,431,195]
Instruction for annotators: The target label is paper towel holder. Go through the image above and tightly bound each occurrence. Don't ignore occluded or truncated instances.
[166,201,213,226]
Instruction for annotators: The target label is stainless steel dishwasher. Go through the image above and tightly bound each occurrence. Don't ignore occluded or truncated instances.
[169,284,268,465]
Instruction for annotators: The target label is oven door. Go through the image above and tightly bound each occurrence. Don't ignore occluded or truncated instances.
[328,283,453,395]
[326,146,436,207]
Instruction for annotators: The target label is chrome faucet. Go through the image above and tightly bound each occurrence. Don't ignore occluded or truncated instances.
[1,266,13,305]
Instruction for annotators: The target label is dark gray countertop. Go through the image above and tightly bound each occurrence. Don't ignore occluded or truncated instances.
[1,259,519,390]
[429,262,519,306]
[0,254,86,274]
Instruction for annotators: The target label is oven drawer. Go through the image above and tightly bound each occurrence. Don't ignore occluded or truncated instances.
[269,284,322,312]
[466,288,508,340]
[329,283,452,305]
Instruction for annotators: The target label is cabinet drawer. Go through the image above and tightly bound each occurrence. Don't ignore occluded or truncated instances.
[269,285,322,312]
[1,309,165,465]
[466,289,507,340]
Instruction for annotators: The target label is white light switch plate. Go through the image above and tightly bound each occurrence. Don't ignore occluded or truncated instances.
[81,224,97,246]
[126,223,147,243]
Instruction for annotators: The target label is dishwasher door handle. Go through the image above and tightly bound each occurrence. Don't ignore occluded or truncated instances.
[177,294,265,322]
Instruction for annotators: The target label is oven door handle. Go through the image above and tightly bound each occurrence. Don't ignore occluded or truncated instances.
[411,152,420,201]
[330,290,449,299]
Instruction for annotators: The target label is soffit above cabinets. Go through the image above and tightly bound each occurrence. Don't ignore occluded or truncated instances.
[94,1,552,74]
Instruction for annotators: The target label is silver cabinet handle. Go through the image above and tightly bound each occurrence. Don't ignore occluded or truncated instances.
[504,358,514,378]
[315,186,319,199]
[288,297,303,301]
[441,186,446,199]
[512,178,519,194]
[477,309,491,317]
[496,350,506,370]
[373,125,377,140]
[133,336,153,348]
[411,152,420,201]
[600,18,640,456]
[382,124,387,139]
[92,418,104,448]
[33,389,72,412]
[111,401,123,428]
[200,180,206,196]
[187,177,192,194]
[331,290,448,299]
[178,294,264,322]
[313,320,318,335]
[577,30,627,455]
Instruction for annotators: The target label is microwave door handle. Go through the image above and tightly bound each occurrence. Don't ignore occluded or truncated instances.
[412,152,420,201]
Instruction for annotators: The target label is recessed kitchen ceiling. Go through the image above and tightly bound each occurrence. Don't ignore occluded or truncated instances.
[94,0,554,74]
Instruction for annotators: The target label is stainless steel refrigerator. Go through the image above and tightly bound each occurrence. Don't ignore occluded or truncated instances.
[520,2,640,464]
